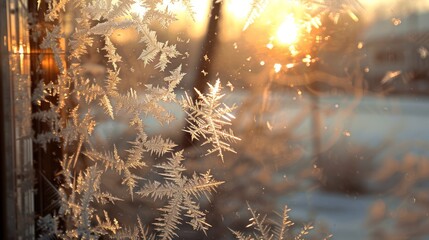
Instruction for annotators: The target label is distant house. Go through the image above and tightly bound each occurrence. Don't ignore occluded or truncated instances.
[361,12,429,91]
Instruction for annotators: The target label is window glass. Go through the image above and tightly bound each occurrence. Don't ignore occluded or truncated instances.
[24,0,429,239]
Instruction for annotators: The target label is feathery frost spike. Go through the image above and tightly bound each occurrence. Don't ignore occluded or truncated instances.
[103,35,122,71]
[144,135,177,157]
[232,203,315,240]
[246,202,272,240]
[137,150,223,240]
[95,210,121,235]
[182,79,241,162]
[243,0,269,31]
[59,165,122,239]
[45,0,70,21]
[137,23,180,71]
[100,95,114,119]
[41,26,65,74]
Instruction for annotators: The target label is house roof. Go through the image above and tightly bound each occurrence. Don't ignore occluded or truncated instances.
[363,11,429,43]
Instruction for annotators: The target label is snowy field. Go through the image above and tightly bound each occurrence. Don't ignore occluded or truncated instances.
[286,190,374,240]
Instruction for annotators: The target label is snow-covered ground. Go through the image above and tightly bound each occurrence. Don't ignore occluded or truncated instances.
[285,190,375,240]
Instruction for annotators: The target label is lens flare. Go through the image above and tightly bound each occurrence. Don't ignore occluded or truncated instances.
[274,63,282,73]
[276,15,299,45]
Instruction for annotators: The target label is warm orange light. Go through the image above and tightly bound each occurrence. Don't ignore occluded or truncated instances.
[274,63,282,73]
[18,44,24,55]
[129,0,210,38]
[276,15,299,45]
[225,0,253,21]
[288,45,299,56]
[158,0,210,23]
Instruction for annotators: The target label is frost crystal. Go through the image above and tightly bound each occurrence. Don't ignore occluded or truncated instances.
[182,79,241,162]
[231,203,315,240]
[138,151,224,240]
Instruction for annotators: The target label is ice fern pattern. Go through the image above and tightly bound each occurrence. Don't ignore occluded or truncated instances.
[35,0,234,237]
[58,165,122,239]
[182,79,241,162]
[33,0,363,239]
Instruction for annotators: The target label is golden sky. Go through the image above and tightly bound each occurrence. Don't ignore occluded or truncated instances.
[122,0,429,43]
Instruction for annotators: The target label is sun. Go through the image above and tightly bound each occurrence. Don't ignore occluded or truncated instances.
[276,15,299,45]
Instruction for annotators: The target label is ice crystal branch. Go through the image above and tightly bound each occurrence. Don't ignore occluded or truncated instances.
[247,203,272,240]
[58,165,122,239]
[101,48,183,123]
[85,116,176,199]
[232,203,314,240]
[103,35,122,71]
[45,0,70,21]
[112,216,157,239]
[182,79,241,162]
[37,214,61,239]
[137,150,224,240]
[69,12,93,60]
[136,23,180,71]
[243,0,269,31]
[62,107,96,167]
[40,26,65,73]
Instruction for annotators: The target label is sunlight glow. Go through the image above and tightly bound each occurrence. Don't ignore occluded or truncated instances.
[276,15,299,45]
[225,0,253,21]
[131,1,147,17]
[274,63,282,73]
[286,63,294,69]
[289,45,299,56]
[192,0,210,23]
[18,44,24,55]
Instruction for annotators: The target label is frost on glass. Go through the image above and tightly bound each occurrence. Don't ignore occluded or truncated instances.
[31,0,429,239]
[34,0,238,238]
[231,203,319,240]
[182,79,241,162]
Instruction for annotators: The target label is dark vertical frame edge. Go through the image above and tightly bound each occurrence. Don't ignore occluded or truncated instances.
[0,0,18,239]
